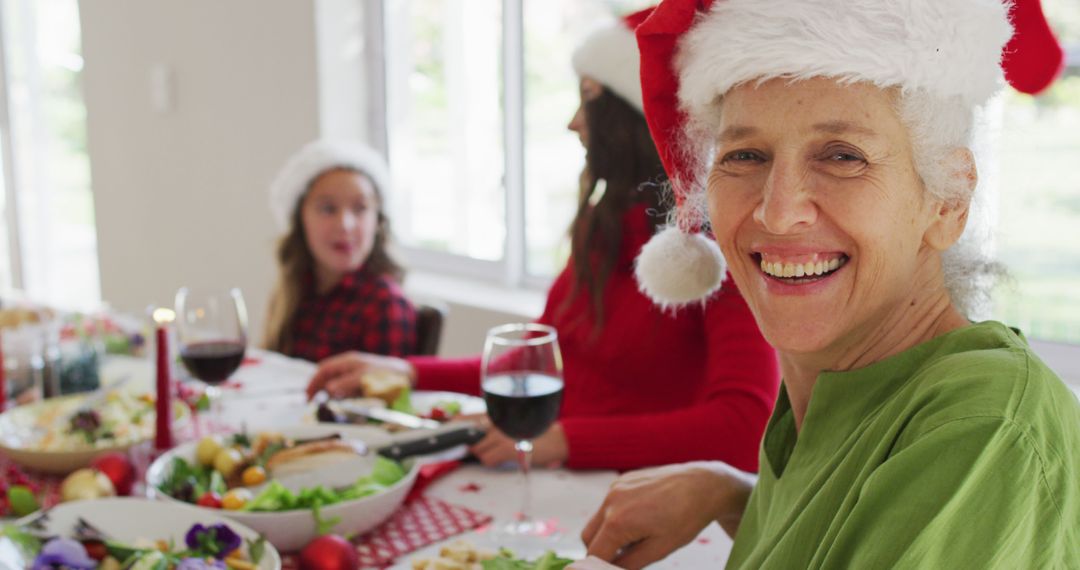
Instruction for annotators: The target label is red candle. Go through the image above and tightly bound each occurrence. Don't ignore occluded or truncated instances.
[154,320,173,450]
[0,329,6,411]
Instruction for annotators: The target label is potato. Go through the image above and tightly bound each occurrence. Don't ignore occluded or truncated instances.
[213,447,244,478]
[196,436,224,467]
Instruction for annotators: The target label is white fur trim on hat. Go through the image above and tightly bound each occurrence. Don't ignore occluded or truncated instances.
[268,140,392,231]
[677,0,1012,115]
[635,226,727,307]
[572,22,644,112]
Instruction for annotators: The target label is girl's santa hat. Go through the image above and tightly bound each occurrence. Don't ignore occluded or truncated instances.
[269,140,392,231]
[571,9,654,112]
[632,0,1063,307]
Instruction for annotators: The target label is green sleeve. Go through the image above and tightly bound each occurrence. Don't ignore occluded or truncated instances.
[817,417,1071,569]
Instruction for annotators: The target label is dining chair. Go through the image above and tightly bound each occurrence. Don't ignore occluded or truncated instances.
[414,301,448,356]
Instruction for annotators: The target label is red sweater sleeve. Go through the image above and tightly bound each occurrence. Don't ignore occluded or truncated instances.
[407,355,483,396]
[560,285,779,472]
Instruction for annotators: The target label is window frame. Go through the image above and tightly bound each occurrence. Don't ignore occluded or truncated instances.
[0,0,24,290]
[368,0,551,291]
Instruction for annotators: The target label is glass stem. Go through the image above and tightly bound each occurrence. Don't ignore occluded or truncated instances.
[208,384,223,431]
[515,439,534,523]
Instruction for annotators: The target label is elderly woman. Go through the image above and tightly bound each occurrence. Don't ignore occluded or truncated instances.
[574,0,1080,568]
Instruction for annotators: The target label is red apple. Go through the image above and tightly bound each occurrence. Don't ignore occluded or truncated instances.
[298,535,359,570]
[90,452,135,496]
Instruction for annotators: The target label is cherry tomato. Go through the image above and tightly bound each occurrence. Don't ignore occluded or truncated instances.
[222,488,252,510]
[428,407,447,421]
[82,540,108,561]
[241,465,267,487]
[196,491,222,509]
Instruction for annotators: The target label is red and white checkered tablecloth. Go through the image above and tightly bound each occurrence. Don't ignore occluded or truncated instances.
[280,495,491,569]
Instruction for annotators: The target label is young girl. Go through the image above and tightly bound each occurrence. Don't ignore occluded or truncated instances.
[305,13,780,473]
[263,140,417,362]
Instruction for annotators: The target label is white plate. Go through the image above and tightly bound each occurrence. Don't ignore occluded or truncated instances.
[409,391,486,418]
[146,423,418,552]
[0,497,281,569]
[308,391,486,431]
[0,395,191,475]
[388,531,585,570]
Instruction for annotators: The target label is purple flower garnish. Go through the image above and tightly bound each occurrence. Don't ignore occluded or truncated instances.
[184,523,243,559]
[30,538,96,570]
[176,557,228,570]
[69,410,102,433]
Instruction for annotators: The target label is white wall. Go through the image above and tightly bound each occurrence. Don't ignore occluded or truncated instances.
[79,0,320,336]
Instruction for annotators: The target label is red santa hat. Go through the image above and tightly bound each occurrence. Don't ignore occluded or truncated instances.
[571,9,654,111]
[632,0,1061,307]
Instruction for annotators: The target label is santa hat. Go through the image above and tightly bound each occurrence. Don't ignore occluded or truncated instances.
[632,0,1057,307]
[268,140,392,231]
[1003,0,1065,95]
[571,9,654,112]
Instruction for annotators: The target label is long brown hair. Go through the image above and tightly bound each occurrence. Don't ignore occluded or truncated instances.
[560,87,668,329]
[262,168,404,354]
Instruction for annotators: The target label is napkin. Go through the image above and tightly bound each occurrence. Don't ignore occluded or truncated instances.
[405,459,462,503]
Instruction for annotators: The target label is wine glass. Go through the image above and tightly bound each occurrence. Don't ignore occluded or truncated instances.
[480,323,564,539]
[174,287,248,430]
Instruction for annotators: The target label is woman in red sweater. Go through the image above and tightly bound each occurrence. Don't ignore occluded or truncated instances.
[306,12,779,472]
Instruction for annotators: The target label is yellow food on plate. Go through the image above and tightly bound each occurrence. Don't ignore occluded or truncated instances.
[411,540,497,570]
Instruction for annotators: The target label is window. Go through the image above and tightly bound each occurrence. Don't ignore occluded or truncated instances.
[380,0,651,286]
[375,1,1080,354]
[992,0,1080,344]
[0,0,100,310]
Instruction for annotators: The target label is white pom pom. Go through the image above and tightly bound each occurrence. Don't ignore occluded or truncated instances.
[634,226,727,307]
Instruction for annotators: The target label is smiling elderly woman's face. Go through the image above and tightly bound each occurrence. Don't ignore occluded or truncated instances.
[707,77,967,356]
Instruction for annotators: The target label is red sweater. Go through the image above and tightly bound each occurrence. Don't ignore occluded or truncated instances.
[408,206,779,472]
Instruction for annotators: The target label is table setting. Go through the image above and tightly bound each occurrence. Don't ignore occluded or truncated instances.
[0,290,731,569]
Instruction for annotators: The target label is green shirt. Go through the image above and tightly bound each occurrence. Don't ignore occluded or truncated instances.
[727,321,1080,569]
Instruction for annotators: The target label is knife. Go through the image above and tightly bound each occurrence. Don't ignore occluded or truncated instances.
[374,421,487,461]
[337,402,443,430]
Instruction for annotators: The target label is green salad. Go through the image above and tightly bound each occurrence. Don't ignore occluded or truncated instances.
[156,430,407,513]
[243,456,405,512]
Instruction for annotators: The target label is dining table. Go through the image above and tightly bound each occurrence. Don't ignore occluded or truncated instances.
[90,348,734,568]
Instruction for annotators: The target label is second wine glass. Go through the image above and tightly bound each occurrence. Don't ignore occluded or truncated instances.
[174,287,248,429]
[480,322,564,538]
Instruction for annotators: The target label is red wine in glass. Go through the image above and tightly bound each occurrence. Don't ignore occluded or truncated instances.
[482,373,563,441]
[480,322,563,541]
[180,340,245,385]
[175,287,248,429]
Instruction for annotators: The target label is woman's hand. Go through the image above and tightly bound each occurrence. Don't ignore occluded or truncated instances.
[580,462,754,570]
[305,351,416,400]
[465,417,569,467]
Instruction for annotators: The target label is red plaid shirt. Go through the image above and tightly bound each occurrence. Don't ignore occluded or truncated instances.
[289,269,417,362]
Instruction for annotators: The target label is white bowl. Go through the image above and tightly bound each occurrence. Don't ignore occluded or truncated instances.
[146,423,419,552]
[0,394,191,475]
[1,497,281,569]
